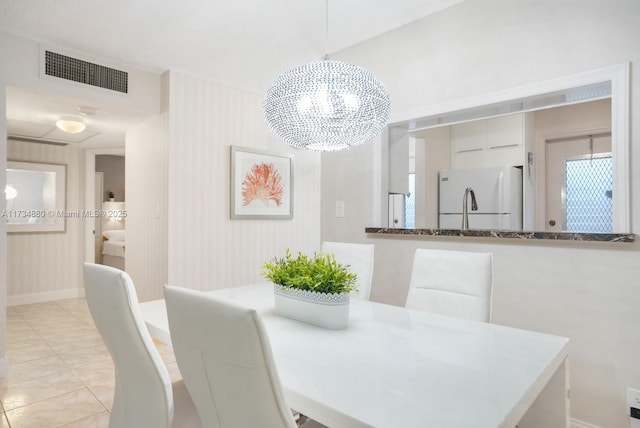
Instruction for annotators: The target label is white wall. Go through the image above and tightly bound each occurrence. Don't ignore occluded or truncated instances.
[6,140,84,304]
[415,126,451,229]
[166,71,321,293]
[0,31,163,376]
[322,1,640,427]
[124,73,169,302]
[95,154,125,202]
[0,32,161,115]
[1,30,322,310]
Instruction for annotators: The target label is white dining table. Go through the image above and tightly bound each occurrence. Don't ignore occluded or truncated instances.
[139,283,569,428]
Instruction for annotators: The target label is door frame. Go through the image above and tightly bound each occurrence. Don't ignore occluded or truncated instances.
[84,148,125,263]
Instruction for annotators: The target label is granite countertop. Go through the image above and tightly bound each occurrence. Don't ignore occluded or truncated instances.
[365,227,635,243]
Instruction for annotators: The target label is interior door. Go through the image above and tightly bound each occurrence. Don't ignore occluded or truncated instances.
[388,194,405,228]
[545,134,611,232]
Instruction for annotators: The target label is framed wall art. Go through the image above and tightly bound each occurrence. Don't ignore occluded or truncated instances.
[230,146,293,219]
[5,160,67,233]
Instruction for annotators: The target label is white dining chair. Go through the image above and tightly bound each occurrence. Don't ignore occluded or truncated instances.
[164,285,299,428]
[405,248,493,322]
[83,263,200,428]
[320,241,375,300]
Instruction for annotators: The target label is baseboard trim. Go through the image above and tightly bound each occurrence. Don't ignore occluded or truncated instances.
[7,288,85,306]
[571,418,603,428]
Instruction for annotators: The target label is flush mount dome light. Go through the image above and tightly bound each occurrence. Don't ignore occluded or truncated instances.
[264,59,391,151]
[56,117,86,134]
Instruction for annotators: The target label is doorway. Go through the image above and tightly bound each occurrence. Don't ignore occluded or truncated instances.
[84,148,125,263]
[95,154,125,267]
[545,133,612,232]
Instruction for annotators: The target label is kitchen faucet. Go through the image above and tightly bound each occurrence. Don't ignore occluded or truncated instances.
[461,187,478,230]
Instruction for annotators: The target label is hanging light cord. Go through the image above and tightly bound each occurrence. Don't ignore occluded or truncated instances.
[323,0,329,60]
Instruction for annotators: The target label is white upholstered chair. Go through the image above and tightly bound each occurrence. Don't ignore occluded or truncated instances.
[320,241,375,300]
[405,248,493,322]
[164,285,298,428]
[83,263,200,428]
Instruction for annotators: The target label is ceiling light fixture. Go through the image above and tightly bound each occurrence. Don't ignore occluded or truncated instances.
[56,116,86,134]
[263,0,391,152]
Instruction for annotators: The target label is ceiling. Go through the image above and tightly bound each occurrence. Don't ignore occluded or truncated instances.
[0,0,463,147]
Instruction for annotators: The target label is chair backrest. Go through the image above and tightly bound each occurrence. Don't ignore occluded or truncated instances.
[405,249,493,322]
[83,263,174,428]
[164,286,297,428]
[320,241,375,300]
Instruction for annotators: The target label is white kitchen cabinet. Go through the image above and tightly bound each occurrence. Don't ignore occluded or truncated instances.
[452,120,487,153]
[451,112,531,169]
[487,114,523,149]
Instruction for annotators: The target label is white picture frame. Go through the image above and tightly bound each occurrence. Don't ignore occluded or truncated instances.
[230,146,293,219]
[5,160,67,233]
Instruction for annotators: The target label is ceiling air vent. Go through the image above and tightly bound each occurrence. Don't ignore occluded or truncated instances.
[44,50,128,94]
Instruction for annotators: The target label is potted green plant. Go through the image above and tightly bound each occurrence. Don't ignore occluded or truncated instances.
[262,250,358,329]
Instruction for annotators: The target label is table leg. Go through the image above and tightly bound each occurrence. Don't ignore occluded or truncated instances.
[518,357,570,428]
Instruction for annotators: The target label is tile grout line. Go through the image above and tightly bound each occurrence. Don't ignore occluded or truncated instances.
[0,395,12,428]
[51,299,113,417]
[54,299,113,414]
[58,299,114,421]
[4,303,86,421]
[4,299,112,425]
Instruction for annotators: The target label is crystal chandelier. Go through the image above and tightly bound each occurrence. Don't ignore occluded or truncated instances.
[263,2,391,152]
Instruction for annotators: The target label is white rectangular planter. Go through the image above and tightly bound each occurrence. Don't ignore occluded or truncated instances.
[273,284,350,329]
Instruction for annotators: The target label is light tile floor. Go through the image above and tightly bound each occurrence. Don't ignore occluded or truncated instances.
[0,298,180,428]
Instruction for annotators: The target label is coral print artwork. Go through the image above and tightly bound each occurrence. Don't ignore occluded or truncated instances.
[241,163,284,207]
[231,146,293,219]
